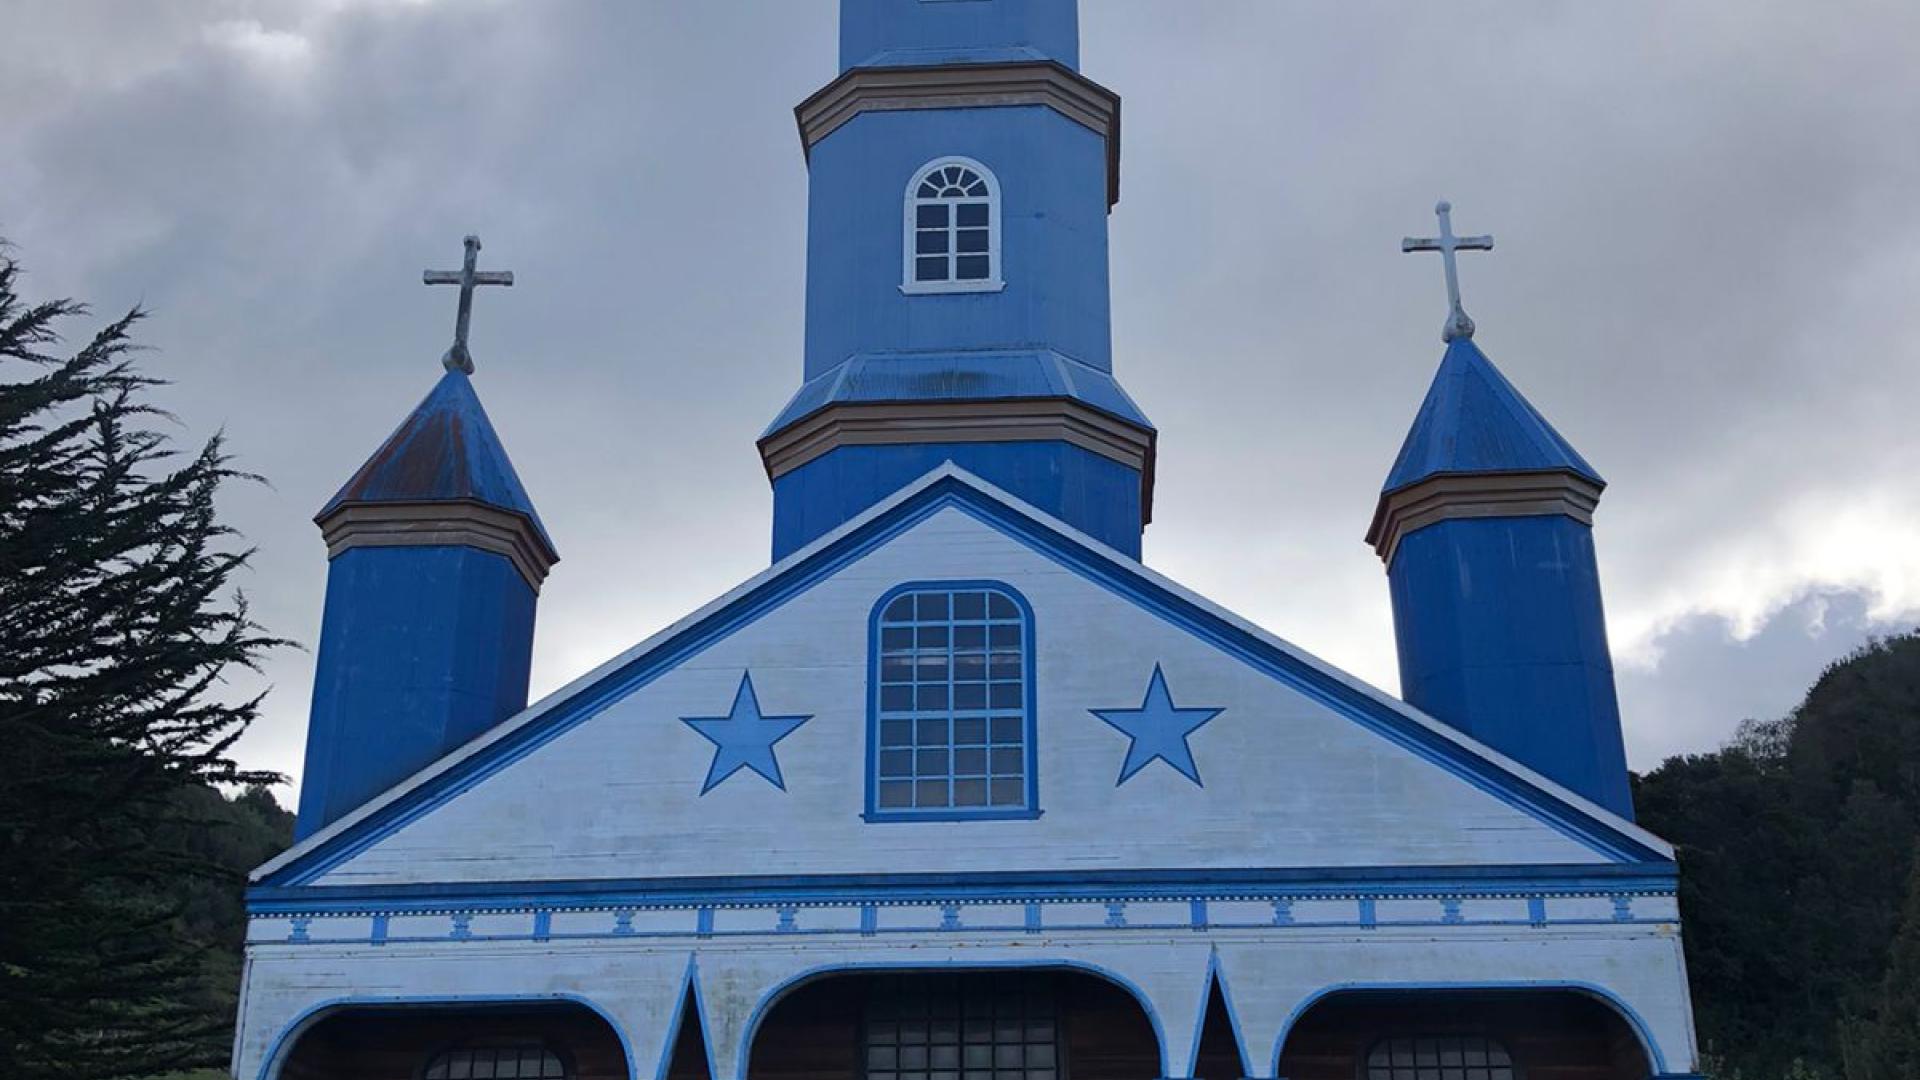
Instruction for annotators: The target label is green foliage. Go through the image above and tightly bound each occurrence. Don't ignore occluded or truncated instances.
[1638,634,1920,1080]
[0,246,293,1079]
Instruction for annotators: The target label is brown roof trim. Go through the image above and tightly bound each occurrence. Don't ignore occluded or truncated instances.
[1366,470,1604,568]
[317,499,559,593]
[795,60,1121,208]
[758,398,1155,525]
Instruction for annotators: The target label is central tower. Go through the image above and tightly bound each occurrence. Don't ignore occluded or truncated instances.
[760,0,1154,560]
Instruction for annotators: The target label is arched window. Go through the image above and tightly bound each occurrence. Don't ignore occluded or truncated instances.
[423,1044,568,1080]
[867,582,1036,820]
[903,157,1003,294]
[1365,1036,1515,1080]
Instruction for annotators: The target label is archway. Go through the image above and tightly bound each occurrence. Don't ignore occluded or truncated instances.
[746,968,1161,1080]
[275,1001,630,1080]
[1276,988,1655,1080]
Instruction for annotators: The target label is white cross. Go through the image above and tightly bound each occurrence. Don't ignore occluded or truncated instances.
[423,234,513,374]
[1402,201,1494,343]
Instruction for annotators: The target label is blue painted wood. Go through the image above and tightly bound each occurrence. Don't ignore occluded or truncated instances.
[771,441,1143,560]
[294,544,537,839]
[839,0,1079,73]
[260,472,1665,888]
[1382,338,1600,494]
[319,370,553,551]
[769,15,1152,555]
[1387,513,1634,818]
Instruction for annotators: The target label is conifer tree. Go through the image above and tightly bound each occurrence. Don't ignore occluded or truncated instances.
[1862,848,1920,1078]
[0,247,288,1079]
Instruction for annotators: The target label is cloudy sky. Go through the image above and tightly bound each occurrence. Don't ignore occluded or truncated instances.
[5,0,1919,802]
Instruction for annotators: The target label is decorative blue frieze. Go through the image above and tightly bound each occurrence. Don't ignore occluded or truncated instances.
[252,867,1677,948]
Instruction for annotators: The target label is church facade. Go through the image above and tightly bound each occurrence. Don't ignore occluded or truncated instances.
[235,4,1703,1080]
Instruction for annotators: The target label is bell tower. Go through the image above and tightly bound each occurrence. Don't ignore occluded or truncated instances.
[760,0,1155,560]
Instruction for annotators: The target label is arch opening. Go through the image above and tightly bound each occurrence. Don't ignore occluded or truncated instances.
[1276,988,1655,1080]
[746,968,1159,1080]
[274,1001,630,1080]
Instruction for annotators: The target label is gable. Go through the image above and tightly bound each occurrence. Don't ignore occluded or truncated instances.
[257,471,1666,893]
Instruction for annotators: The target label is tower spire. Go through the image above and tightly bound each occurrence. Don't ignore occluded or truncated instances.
[1402,200,1494,343]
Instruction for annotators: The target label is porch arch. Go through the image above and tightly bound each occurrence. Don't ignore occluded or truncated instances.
[259,994,637,1080]
[738,961,1169,1080]
[1273,983,1661,1080]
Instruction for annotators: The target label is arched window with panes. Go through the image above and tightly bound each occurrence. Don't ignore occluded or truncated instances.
[902,157,1003,294]
[1365,1036,1516,1080]
[867,582,1036,820]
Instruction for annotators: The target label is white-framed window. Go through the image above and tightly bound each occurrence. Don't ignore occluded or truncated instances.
[902,157,1003,295]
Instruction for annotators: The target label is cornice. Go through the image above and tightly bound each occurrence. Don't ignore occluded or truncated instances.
[1367,470,1605,568]
[317,499,559,593]
[795,60,1121,208]
[759,397,1155,525]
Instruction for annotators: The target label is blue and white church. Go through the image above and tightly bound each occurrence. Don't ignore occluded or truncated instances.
[235,4,1703,1080]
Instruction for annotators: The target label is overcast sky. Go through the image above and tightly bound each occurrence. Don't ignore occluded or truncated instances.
[5,0,1919,802]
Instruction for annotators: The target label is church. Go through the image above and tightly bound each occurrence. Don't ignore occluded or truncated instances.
[233,3,1704,1079]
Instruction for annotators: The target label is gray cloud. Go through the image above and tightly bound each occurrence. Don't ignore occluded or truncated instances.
[3,1,1916,793]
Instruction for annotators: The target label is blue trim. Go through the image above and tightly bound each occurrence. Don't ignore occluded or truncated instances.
[252,993,637,1080]
[1183,950,1253,1080]
[1268,981,1669,1076]
[654,954,720,1080]
[732,958,1172,1080]
[259,475,1665,889]
[251,863,1676,914]
[863,580,1040,822]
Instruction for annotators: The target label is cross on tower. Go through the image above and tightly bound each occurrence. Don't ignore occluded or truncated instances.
[423,234,514,374]
[1402,201,1494,343]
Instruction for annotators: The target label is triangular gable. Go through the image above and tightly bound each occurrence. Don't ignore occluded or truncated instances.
[255,464,1668,889]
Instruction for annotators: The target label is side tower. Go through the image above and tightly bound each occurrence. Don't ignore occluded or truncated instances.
[294,238,558,839]
[1368,204,1633,818]
[760,0,1155,560]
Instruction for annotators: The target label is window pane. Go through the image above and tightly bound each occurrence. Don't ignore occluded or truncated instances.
[956,255,991,280]
[954,682,986,709]
[954,624,986,648]
[956,203,989,227]
[880,750,914,778]
[882,685,914,711]
[954,748,987,774]
[917,625,949,648]
[956,229,990,254]
[988,593,1018,618]
[881,719,913,745]
[917,204,949,227]
[990,716,1022,742]
[990,748,1023,774]
[916,718,949,745]
[918,230,950,255]
[990,778,1024,805]
[917,256,949,282]
[953,779,988,805]
[879,781,912,807]
[917,593,950,620]
[917,684,950,710]
[916,779,950,805]
[886,595,916,621]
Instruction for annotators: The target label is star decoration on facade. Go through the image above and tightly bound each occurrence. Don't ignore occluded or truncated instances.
[680,673,812,794]
[1090,665,1224,787]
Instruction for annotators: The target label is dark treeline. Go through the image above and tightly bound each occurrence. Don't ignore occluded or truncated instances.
[1637,633,1920,1080]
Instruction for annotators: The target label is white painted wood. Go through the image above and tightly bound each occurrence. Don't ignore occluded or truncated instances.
[315,506,1608,887]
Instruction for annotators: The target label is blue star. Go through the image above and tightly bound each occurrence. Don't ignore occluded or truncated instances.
[1090,665,1224,787]
[680,673,812,794]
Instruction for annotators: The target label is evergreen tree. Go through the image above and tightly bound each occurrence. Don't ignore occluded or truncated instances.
[0,247,289,1079]
[1860,846,1920,1078]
